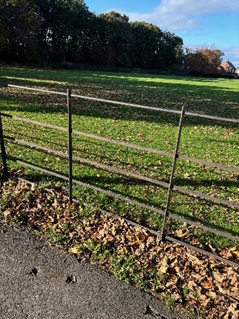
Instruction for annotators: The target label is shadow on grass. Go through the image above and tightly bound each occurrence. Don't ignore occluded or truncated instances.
[0,67,238,127]
[6,139,239,192]
[2,141,238,238]
[169,208,239,238]
[1,94,238,132]
[173,176,239,190]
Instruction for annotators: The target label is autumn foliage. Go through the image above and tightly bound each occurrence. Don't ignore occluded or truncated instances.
[184,46,224,76]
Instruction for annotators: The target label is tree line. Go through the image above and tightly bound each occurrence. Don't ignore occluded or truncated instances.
[0,0,224,75]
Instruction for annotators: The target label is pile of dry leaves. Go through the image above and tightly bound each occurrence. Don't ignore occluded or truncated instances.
[0,169,238,319]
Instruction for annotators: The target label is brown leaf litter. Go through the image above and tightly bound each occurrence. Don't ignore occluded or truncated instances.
[0,168,238,319]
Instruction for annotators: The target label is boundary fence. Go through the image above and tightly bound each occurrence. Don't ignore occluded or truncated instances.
[1,83,239,268]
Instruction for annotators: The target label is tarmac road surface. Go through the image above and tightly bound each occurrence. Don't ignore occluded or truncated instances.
[0,224,193,319]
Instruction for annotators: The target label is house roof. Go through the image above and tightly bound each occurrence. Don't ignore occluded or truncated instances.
[221,60,236,70]
[226,60,236,70]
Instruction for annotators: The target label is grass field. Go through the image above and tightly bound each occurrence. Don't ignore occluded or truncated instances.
[0,67,238,251]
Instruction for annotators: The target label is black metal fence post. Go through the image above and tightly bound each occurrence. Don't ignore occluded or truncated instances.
[67,89,73,203]
[161,105,185,239]
[0,112,8,179]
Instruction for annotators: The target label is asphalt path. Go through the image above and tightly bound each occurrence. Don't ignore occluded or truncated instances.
[0,224,193,319]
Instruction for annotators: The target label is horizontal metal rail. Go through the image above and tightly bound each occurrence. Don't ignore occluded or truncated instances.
[6,156,165,216]
[168,212,239,242]
[177,155,239,173]
[71,92,181,114]
[6,137,239,210]
[1,114,69,132]
[173,185,239,210]
[14,176,239,268]
[7,138,169,188]
[2,114,239,173]
[3,84,239,123]
[3,84,179,114]
[165,236,239,268]
[185,111,239,124]
[9,157,239,243]
[6,84,67,96]
[72,92,239,123]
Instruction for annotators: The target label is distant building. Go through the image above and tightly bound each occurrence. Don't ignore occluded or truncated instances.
[220,60,238,78]
[220,60,236,73]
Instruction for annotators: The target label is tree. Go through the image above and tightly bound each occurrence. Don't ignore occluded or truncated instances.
[184,46,224,76]
[0,0,92,65]
[161,31,184,69]
[0,0,40,63]
[130,21,164,69]
[0,2,185,71]
[94,11,133,67]
[129,23,183,70]
[31,0,91,64]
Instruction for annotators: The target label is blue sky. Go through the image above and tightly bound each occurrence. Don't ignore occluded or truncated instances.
[85,0,239,67]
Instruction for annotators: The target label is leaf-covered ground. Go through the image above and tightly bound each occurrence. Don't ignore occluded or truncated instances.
[1,167,238,319]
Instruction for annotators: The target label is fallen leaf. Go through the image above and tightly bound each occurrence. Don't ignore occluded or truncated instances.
[3,210,11,218]
[175,229,184,238]
[201,280,213,290]
[69,246,81,255]
[146,236,155,247]
[159,257,169,274]
[231,250,239,259]
[207,291,217,299]
[213,271,225,283]
[111,225,117,236]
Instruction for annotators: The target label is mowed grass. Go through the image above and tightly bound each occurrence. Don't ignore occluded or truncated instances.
[0,67,238,250]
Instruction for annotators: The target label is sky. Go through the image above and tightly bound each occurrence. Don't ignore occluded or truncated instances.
[84,0,239,67]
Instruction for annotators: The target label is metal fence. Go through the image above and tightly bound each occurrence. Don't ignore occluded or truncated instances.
[1,84,239,268]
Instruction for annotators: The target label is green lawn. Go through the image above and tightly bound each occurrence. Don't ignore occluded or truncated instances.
[0,67,238,250]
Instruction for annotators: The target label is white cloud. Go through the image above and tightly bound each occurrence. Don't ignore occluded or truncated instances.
[122,0,239,31]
